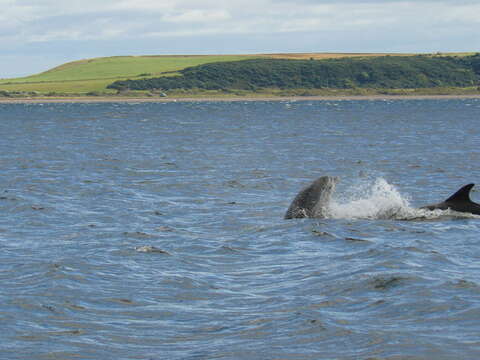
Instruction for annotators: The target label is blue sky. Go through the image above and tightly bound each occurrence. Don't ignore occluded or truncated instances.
[1,0,479,78]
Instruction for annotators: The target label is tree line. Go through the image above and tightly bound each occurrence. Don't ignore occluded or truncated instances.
[107,54,480,92]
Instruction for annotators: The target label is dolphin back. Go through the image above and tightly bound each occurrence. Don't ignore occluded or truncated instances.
[284,176,338,219]
[444,183,474,203]
[421,183,480,215]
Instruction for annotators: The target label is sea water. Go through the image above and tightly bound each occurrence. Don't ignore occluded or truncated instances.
[1,99,480,359]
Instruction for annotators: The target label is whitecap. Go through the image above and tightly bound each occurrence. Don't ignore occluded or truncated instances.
[325,178,480,221]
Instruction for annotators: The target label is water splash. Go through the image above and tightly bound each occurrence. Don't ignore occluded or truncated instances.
[326,178,479,220]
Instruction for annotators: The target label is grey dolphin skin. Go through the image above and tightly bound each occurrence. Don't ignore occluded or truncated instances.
[284,176,338,219]
[285,176,480,219]
[420,183,480,215]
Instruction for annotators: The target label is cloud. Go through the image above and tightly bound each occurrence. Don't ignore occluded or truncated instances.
[0,0,479,77]
[1,0,479,43]
[164,9,231,23]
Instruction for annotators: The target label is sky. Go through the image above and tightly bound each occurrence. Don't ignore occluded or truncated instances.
[1,0,479,78]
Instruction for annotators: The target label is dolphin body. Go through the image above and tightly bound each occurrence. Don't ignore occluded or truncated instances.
[420,183,480,215]
[285,176,480,219]
[284,176,339,219]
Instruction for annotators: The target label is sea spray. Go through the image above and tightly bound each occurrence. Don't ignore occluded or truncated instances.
[328,178,415,220]
[326,178,480,220]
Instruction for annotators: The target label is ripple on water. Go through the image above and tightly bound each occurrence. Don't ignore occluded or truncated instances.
[2,100,480,359]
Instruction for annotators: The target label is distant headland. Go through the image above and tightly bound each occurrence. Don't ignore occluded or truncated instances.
[1,52,480,101]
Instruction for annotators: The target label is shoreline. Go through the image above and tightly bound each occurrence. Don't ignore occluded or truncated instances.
[1,94,480,104]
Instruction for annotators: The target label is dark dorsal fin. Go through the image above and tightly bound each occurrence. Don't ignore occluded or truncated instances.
[445,183,475,203]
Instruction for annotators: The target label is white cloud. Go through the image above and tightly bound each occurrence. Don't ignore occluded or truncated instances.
[2,0,479,42]
[164,9,231,23]
[0,0,479,77]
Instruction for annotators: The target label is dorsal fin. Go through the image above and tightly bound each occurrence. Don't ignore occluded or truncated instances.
[445,183,475,203]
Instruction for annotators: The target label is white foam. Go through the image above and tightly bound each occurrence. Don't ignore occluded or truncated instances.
[325,178,477,220]
[327,178,406,219]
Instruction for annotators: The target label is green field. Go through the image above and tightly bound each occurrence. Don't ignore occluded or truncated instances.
[0,55,258,95]
[0,52,477,97]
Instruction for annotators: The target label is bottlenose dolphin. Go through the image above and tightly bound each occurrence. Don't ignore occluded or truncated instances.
[420,183,480,215]
[284,176,338,219]
[285,176,480,219]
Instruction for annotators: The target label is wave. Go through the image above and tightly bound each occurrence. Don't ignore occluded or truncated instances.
[326,178,480,221]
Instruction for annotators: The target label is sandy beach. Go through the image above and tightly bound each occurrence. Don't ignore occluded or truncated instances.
[1,94,480,103]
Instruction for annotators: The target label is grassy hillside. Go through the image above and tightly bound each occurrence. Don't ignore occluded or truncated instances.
[108,55,480,92]
[0,55,257,94]
[0,52,478,97]
[2,55,258,83]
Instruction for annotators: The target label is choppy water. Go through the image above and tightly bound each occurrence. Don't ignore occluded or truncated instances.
[1,99,480,359]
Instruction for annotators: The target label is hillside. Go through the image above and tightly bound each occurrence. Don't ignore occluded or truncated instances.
[0,55,257,95]
[0,53,415,95]
[2,55,258,83]
[108,55,480,93]
[0,52,478,97]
